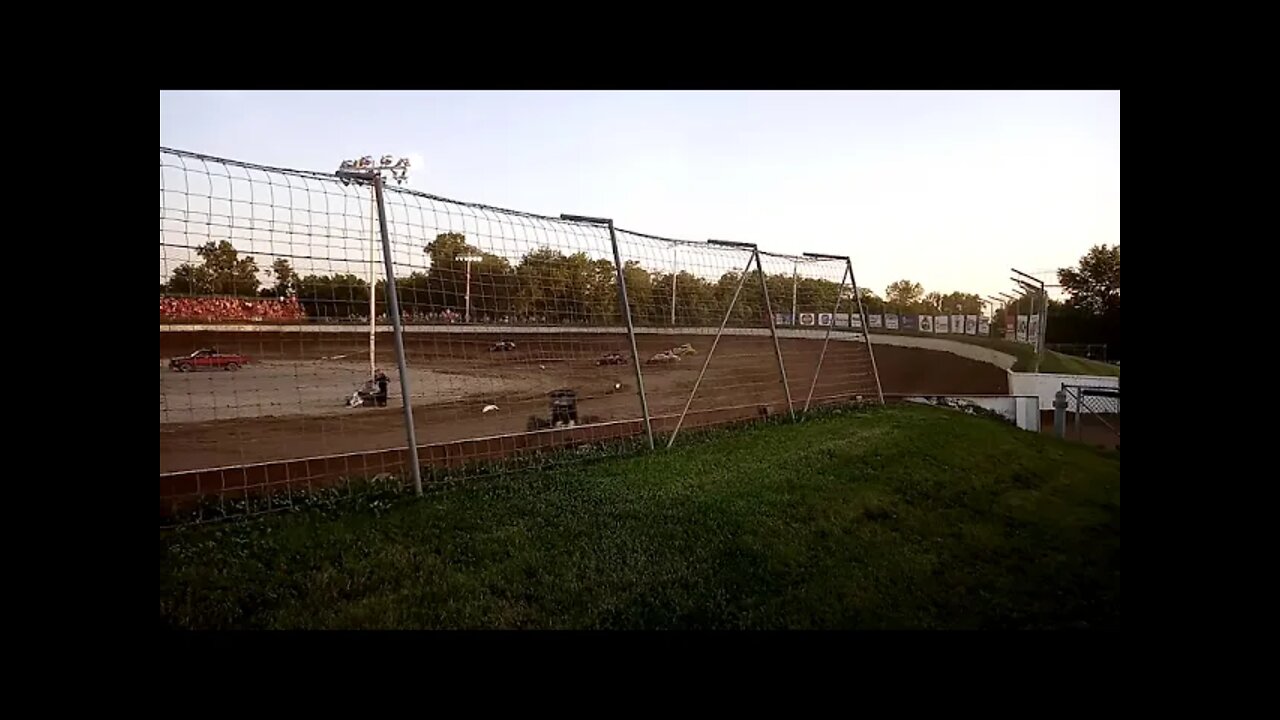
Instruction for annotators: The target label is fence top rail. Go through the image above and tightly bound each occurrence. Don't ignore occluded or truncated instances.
[1062,383,1121,396]
[162,145,570,226]
[161,145,853,267]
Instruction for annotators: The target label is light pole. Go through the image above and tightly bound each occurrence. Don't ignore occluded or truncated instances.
[338,155,410,380]
[455,254,484,323]
[368,188,377,380]
[670,242,678,326]
[336,154,421,495]
[998,292,1018,340]
[1012,268,1048,371]
[790,260,799,326]
[986,296,1005,337]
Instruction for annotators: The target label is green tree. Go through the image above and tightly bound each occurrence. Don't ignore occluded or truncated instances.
[513,248,609,322]
[857,288,884,314]
[269,258,298,298]
[423,232,517,318]
[923,292,944,313]
[672,270,717,325]
[1058,244,1120,315]
[296,273,368,320]
[939,292,983,314]
[165,263,212,296]
[164,240,261,297]
[885,279,924,309]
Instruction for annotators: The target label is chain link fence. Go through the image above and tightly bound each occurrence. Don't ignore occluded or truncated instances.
[1061,384,1120,447]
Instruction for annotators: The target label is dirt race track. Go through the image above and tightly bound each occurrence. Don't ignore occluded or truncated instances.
[160,329,1008,476]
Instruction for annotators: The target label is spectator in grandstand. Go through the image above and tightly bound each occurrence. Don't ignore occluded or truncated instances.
[159,295,305,323]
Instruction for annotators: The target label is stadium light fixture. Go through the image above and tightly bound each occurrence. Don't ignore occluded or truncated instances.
[335,154,411,381]
[455,254,485,323]
[336,155,411,186]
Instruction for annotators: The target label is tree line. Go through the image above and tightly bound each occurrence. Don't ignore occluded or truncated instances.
[161,235,1119,356]
[164,234,859,326]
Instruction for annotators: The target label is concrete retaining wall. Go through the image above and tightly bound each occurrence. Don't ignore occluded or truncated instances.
[1008,372,1120,410]
[867,333,1017,369]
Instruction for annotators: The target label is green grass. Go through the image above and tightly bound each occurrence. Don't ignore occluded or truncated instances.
[159,405,1121,630]
[874,331,1120,376]
[1037,350,1120,376]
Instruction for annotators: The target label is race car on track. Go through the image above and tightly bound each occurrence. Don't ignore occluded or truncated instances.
[647,350,680,364]
[168,348,250,372]
[595,352,629,366]
[670,343,698,357]
[489,340,517,352]
[526,388,597,430]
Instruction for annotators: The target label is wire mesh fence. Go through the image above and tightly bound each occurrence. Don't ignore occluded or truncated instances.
[159,147,882,523]
[1062,384,1120,447]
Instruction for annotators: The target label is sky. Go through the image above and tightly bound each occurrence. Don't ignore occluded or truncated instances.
[159,90,1119,302]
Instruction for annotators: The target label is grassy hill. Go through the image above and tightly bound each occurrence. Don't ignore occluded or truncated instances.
[159,405,1121,630]
[875,332,1120,376]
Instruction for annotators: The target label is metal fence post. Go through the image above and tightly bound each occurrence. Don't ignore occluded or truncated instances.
[372,176,424,496]
[756,250,795,419]
[1040,289,1049,364]
[562,214,655,450]
[802,261,849,413]
[1073,386,1082,440]
[670,242,678,326]
[1054,387,1067,438]
[790,261,799,327]
[608,221,655,450]
[848,258,885,405]
[667,248,755,449]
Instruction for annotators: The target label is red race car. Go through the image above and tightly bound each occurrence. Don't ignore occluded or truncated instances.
[168,348,250,372]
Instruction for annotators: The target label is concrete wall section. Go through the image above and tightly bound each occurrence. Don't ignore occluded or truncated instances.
[1008,372,1120,410]
[160,323,867,343]
[902,395,1041,432]
[868,333,1017,369]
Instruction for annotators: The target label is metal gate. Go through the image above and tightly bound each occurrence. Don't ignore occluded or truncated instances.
[1061,384,1120,447]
